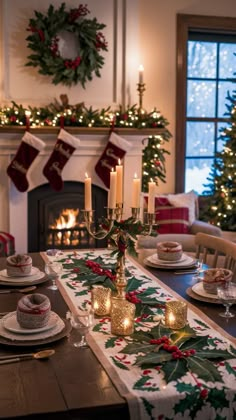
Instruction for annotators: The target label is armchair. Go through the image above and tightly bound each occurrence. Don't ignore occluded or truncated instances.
[137,190,222,253]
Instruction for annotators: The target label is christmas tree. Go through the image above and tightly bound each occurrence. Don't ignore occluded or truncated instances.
[201,90,236,231]
[142,132,171,192]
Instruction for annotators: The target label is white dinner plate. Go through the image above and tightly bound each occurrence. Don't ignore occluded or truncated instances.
[0,267,39,278]
[2,311,57,334]
[148,253,189,265]
[192,282,218,299]
[145,253,195,269]
[0,268,45,284]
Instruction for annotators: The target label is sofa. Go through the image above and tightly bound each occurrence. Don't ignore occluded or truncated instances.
[137,190,222,253]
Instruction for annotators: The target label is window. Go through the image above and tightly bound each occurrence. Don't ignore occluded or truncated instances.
[176,14,236,194]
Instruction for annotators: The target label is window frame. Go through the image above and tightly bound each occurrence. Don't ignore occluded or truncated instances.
[175,14,236,193]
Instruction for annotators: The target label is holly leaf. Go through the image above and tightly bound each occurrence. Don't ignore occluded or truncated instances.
[180,335,209,351]
[195,349,234,360]
[111,356,130,370]
[162,358,187,383]
[127,276,144,292]
[187,356,223,382]
[170,325,197,346]
[135,350,172,367]
[105,336,118,349]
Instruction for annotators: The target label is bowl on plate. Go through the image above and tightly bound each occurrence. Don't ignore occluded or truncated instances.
[157,241,183,262]
[202,268,233,294]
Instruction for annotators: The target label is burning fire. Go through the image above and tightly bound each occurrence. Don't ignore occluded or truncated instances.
[49,208,80,246]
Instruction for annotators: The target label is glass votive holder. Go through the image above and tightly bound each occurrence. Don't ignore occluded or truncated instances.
[111,297,135,336]
[165,300,187,329]
[91,286,112,316]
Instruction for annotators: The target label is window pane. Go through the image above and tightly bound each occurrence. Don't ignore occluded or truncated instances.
[186,122,215,156]
[218,81,236,117]
[217,123,228,151]
[219,43,236,78]
[185,158,213,194]
[187,80,216,117]
[188,41,217,78]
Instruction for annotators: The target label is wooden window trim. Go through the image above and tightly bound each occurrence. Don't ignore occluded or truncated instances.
[175,14,236,193]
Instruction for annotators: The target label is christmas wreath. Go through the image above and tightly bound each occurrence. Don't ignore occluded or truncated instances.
[25,3,108,87]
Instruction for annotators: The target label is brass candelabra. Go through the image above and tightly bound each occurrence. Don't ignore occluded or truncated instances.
[83,205,155,299]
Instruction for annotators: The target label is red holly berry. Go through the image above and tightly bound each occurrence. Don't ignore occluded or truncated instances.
[200,389,208,399]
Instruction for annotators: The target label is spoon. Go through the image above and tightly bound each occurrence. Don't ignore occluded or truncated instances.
[0,286,37,294]
[0,349,55,364]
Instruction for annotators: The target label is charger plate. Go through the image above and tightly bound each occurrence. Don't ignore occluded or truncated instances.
[0,269,47,287]
[144,253,196,270]
[0,318,71,347]
[186,286,220,304]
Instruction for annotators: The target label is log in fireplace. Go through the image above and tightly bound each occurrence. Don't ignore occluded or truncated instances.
[28,181,108,252]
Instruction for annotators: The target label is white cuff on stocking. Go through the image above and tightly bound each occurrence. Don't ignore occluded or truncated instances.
[22,131,45,151]
[58,128,81,149]
[109,132,132,152]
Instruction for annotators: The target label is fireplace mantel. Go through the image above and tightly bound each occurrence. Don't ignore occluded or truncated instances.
[0,128,160,253]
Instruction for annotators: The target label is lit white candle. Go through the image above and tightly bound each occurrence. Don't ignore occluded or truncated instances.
[116,160,123,204]
[108,169,117,208]
[148,180,156,213]
[132,173,141,208]
[84,173,92,211]
[139,64,144,84]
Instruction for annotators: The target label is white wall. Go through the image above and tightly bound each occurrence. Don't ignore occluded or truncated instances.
[1,0,236,196]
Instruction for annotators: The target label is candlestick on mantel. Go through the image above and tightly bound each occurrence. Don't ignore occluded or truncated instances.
[116,160,123,204]
[84,173,92,211]
[108,169,117,209]
[138,64,144,84]
[148,180,156,213]
[132,173,141,208]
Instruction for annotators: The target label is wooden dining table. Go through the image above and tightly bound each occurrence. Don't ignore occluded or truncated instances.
[0,250,235,420]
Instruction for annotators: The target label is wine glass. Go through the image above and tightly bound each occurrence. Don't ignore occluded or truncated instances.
[217,283,236,318]
[69,310,94,348]
[192,259,204,281]
[45,261,62,291]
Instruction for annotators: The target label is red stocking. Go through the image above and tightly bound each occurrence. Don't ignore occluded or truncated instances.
[95,132,132,188]
[43,129,80,191]
[7,132,45,192]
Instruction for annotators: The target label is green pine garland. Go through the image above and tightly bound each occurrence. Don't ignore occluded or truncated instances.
[25,3,108,87]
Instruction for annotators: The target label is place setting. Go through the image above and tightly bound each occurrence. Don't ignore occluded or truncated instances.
[143,241,197,270]
[0,291,71,347]
[0,254,48,287]
[186,267,236,310]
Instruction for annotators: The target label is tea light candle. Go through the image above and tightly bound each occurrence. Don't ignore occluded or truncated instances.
[132,173,141,208]
[91,286,111,316]
[148,179,156,213]
[84,173,92,211]
[116,160,123,204]
[165,300,187,329]
[111,298,135,336]
[108,169,117,208]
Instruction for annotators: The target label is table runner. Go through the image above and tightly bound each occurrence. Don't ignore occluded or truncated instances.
[42,249,236,420]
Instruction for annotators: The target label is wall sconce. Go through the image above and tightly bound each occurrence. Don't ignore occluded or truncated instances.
[165,300,187,329]
[111,297,135,336]
[91,286,111,316]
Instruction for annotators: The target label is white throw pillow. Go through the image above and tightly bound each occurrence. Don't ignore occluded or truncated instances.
[167,190,198,225]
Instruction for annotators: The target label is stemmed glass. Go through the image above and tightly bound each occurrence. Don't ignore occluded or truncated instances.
[217,283,236,318]
[45,261,62,291]
[69,310,94,348]
[192,259,204,281]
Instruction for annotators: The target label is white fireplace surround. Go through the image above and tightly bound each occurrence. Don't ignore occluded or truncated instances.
[0,130,145,253]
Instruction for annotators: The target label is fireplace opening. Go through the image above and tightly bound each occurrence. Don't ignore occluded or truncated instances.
[28,181,108,252]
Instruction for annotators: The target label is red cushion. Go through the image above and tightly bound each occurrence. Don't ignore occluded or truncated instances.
[156,207,190,234]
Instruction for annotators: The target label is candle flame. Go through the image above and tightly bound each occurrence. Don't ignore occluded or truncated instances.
[118,158,121,165]
[139,64,144,72]
[85,172,89,178]
[134,172,137,179]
